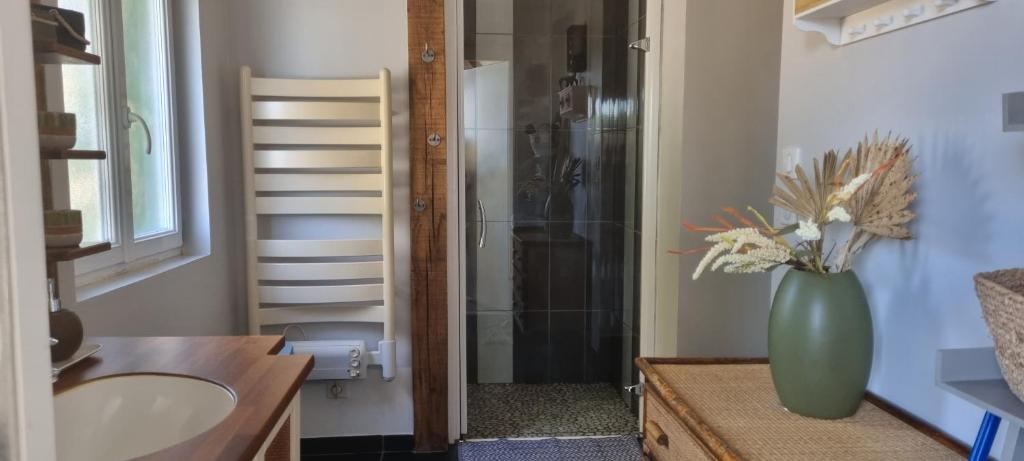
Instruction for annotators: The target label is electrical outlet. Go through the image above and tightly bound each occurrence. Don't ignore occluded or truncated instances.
[326,380,348,399]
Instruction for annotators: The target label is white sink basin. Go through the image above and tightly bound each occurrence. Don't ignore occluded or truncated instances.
[55,374,236,461]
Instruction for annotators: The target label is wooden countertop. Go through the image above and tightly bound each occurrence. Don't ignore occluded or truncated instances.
[53,336,313,461]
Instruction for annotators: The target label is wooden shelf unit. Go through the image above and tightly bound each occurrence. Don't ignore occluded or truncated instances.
[46,242,112,263]
[33,41,100,65]
[32,8,111,280]
[42,149,106,160]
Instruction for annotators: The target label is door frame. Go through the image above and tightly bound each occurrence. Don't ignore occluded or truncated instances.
[444,0,668,441]
[637,0,671,359]
[443,0,465,441]
[0,0,61,458]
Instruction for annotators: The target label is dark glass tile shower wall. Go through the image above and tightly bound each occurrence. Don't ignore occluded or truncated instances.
[465,0,645,407]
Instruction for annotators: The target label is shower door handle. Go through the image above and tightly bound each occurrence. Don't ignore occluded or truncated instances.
[477,199,487,248]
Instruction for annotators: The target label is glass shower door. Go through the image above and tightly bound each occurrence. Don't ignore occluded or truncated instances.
[462,0,648,438]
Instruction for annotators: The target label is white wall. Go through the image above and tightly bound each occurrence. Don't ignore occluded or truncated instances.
[71,0,413,438]
[669,0,784,357]
[777,0,1024,450]
[227,0,414,437]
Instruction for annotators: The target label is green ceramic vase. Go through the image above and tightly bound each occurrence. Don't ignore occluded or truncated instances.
[768,268,873,419]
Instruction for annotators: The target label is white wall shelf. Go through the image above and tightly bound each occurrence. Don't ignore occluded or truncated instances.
[794,0,995,46]
[936,347,1024,459]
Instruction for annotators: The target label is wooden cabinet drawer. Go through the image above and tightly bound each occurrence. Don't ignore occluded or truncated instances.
[644,390,714,461]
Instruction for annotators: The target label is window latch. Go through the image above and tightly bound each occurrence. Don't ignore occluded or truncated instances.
[126,107,153,155]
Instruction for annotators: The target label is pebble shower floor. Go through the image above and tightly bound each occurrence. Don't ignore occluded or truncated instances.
[466,383,638,439]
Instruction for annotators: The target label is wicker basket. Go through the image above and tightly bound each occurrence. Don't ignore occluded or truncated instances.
[975,269,1024,402]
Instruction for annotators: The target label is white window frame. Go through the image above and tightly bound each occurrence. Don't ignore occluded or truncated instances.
[69,0,183,283]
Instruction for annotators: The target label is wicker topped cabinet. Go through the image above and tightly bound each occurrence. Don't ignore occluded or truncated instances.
[637,358,967,461]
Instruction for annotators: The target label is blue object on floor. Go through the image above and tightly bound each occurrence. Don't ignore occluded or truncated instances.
[459,436,641,461]
[969,411,1001,461]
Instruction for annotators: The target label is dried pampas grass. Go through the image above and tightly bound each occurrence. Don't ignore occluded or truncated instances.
[682,132,917,277]
[836,133,917,271]
[770,150,849,223]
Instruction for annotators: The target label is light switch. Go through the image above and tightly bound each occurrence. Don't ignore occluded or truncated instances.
[781,146,802,173]
[777,147,802,226]
[1004,92,1024,132]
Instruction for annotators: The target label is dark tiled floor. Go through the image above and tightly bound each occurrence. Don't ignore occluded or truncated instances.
[301,435,456,461]
[302,454,452,461]
[459,436,642,461]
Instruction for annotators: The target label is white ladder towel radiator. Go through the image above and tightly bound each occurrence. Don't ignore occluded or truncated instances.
[239,67,396,381]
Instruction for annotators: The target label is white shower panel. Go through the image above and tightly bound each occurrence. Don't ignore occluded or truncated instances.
[465,61,514,383]
[465,61,513,310]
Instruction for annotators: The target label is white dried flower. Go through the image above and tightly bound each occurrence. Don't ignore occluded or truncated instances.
[722,260,778,274]
[692,227,793,279]
[711,247,791,273]
[706,228,774,248]
[730,233,772,253]
[795,220,822,241]
[827,206,851,223]
[692,242,729,280]
[835,173,871,201]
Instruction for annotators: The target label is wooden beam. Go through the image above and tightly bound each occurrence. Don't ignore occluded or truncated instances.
[407,0,449,453]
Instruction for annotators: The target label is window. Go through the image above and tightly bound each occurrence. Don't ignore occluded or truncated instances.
[61,0,181,280]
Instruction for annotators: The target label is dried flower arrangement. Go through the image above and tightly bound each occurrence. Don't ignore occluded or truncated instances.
[551,156,583,197]
[678,133,917,278]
